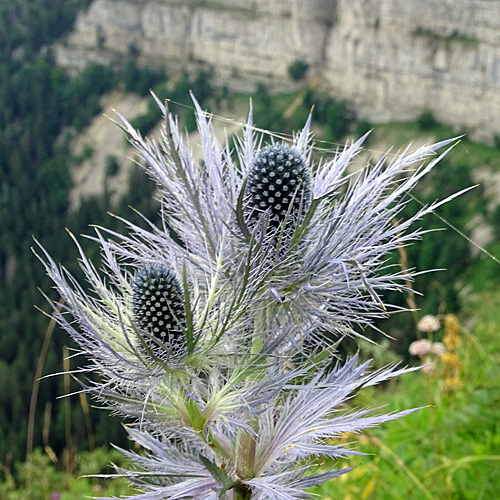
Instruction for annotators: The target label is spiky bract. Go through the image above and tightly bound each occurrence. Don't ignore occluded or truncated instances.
[35,93,467,500]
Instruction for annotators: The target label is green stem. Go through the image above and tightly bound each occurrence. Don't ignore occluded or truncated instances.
[235,420,258,481]
[203,428,229,459]
[183,395,229,460]
[233,483,253,500]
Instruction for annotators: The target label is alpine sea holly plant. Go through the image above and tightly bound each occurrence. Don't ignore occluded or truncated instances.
[35,94,467,500]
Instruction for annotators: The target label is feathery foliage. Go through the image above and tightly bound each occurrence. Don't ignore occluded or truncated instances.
[35,94,466,499]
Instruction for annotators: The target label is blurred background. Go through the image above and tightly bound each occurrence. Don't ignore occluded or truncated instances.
[0,1,499,498]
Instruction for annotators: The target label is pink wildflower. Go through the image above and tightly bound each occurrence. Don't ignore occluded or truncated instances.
[417,315,440,333]
[422,362,436,373]
[409,338,433,357]
[431,342,446,356]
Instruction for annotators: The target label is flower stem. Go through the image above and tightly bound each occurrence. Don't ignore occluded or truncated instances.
[236,427,256,479]
[235,420,258,493]
[233,484,252,500]
[185,397,206,430]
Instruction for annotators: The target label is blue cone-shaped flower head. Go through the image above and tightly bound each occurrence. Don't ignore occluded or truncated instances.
[246,143,311,227]
[132,264,186,355]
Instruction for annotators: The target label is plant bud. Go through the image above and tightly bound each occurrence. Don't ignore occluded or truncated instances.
[132,264,185,354]
[246,143,311,227]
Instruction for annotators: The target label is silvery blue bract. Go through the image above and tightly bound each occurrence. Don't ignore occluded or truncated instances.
[35,94,466,500]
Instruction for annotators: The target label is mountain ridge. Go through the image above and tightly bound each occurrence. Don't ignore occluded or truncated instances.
[54,0,500,144]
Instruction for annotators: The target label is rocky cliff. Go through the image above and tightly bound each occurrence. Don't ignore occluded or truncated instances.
[324,0,500,143]
[55,0,500,142]
[55,0,335,90]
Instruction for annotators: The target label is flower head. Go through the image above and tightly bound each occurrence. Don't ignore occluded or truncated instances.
[245,143,311,227]
[417,314,441,333]
[422,361,436,373]
[35,94,466,499]
[132,264,186,358]
[431,341,446,356]
[409,338,433,357]
[443,332,462,349]
[441,352,460,366]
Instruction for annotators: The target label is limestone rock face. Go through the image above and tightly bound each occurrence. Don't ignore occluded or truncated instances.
[324,0,500,142]
[69,91,150,211]
[55,0,335,91]
[55,0,500,142]
[55,0,196,71]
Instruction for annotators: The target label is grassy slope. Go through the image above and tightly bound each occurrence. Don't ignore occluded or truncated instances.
[310,290,500,500]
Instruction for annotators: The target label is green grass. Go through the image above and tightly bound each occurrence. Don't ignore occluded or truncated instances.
[463,241,500,293]
[371,120,500,171]
[309,289,500,500]
[0,447,134,499]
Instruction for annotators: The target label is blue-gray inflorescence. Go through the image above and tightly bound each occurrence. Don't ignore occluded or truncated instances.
[246,143,311,227]
[132,264,185,352]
